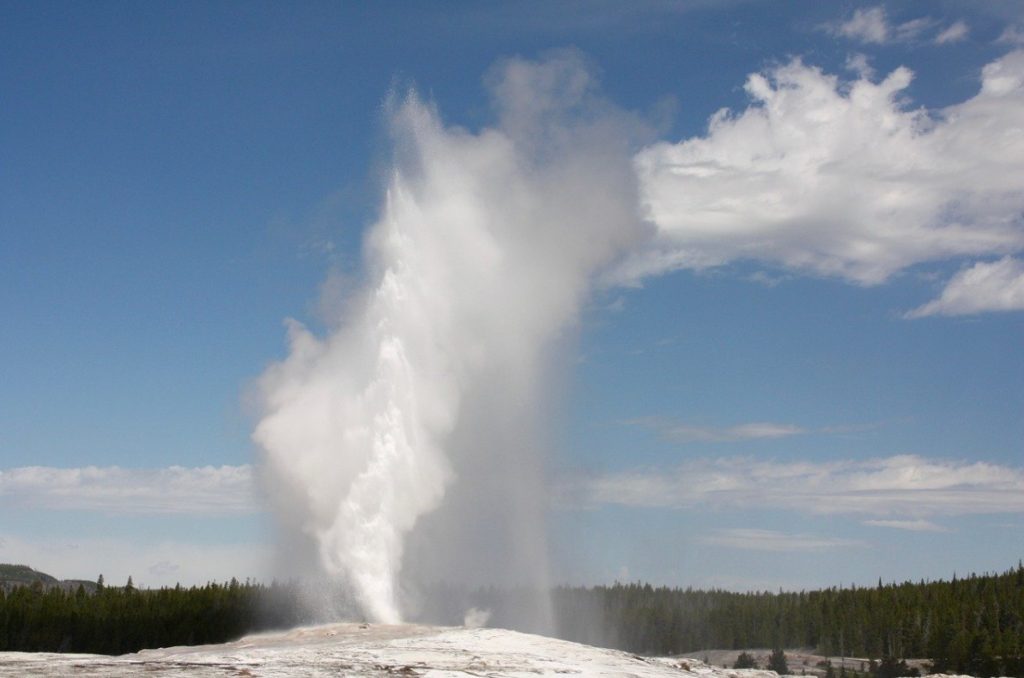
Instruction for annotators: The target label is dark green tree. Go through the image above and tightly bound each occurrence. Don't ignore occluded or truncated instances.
[769,648,789,674]
[874,656,919,678]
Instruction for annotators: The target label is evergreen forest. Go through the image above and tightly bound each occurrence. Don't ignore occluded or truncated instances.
[547,564,1024,676]
[0,563,1021,678]
[0,577,305,655]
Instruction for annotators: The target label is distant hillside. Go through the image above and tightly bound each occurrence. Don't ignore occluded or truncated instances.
[0,564,59,586]
[0,563,97,594]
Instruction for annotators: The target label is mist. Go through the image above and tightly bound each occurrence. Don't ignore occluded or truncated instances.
[252,51,646,626]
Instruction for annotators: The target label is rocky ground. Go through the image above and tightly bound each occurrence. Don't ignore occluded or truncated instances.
[0,623,979,678]
[678,649,933,676]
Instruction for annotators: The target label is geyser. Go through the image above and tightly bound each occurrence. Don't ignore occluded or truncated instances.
[253,51,645,623]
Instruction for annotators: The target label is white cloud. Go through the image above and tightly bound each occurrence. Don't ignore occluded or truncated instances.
[747,270,792,287]
[845,53,875,79]
[627,417,805,443]
[906,257,1024,317]
[997,26,1024,46]
[701,528,865,552]
[564,455,1024,518]
[0,533,270,588]
[863,519,948,532]
[0,465,258,515]
[892,17,934,43]
[935,21,969,44]
[613,51,1024,293]
[827,7,943,45]
[832,7,889,44]
[981,53,1024,95]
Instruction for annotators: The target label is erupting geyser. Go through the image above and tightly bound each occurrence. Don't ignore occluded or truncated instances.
[253,51,645,623]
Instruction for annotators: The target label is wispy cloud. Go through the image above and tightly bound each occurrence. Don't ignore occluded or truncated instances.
[0,465,258,515]
[604,295,627,313]
[826,7,962,45]
[826,7,941,45]
[701,528,865,552]
[935,21,969,45]
[845,53,875,80]
[997,26,1024,46]
[625,417,883,444]
[863,519,949,532]
[831,7,890,44]
[562,455,1024,518]
[626,417,806,443]
[747,270,793,288]
[905,257,1024,318]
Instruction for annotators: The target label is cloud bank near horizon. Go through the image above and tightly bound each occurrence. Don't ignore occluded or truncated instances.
[700,528,866,553]
[563,455,1024,521]
[5,452,1023,526]
[625,417,807,444]
[0,465,257,515]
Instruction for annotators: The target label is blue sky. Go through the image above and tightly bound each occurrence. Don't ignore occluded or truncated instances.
[1,1,1022,594]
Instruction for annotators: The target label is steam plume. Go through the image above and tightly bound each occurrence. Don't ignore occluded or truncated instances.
[253,51,644,623]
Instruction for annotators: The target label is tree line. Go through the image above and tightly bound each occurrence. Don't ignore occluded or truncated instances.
[546,563,1024,676]
[0,577,306,655]
[1,563,1021,677]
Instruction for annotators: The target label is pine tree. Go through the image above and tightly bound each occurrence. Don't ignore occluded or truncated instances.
[769,648,789,675]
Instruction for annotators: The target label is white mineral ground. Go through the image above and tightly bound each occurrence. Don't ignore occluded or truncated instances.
[0,623,988,678]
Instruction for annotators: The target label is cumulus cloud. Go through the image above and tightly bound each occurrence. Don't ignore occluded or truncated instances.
[627,417,805,443]
[701,528,865,552]
[906,257,1024,317]
[935,21,969,45]
[613,51,1024,291]
[0,465,257,514]
[563,455,1024,518]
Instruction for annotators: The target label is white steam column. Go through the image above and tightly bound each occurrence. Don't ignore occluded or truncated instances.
[253,51,644,623]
